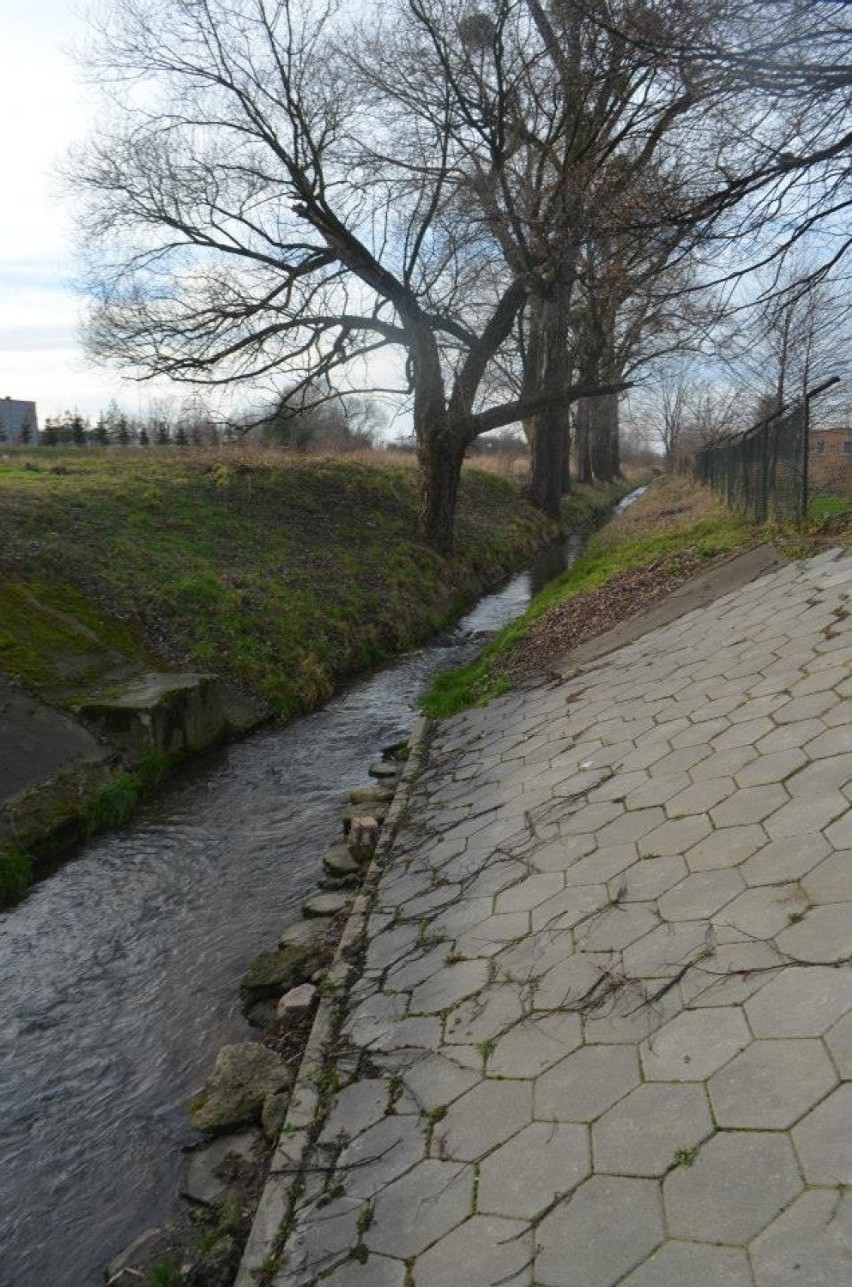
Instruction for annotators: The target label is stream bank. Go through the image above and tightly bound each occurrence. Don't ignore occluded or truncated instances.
[1,493,642,1287]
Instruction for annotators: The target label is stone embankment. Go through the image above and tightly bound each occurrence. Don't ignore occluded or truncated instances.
[234,544,852,1287]
[104,748,411,1287]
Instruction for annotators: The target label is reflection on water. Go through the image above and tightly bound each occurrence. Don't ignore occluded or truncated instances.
[0,490,644,1286]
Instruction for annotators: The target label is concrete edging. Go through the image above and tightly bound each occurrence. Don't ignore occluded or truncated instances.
[235,714,433,1287]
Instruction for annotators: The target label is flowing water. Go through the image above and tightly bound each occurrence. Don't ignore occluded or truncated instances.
[0,489,644,1286]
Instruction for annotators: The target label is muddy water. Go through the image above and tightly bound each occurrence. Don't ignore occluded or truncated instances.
[0,490,644,1286]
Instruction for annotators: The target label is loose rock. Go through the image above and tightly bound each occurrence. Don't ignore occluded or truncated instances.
[277,982,317,1026]
[303,892,352,919]
[182,1130,263,1208]
[241,942,325,1005]
[349,816,380,862]
[190,1043,293,1135]
[323,843,360,878]
[349,785,394,805]
[368,760,402,780]
[278,919,328,951]
[343,803,388,834]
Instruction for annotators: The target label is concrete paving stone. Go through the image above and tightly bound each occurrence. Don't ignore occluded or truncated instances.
[640,1007,751,1081]
[688,746,758,782]
[672,717,731,748]
[464,858,530,901]
[432,1079,532,1163]
[529,832,597,873]
[368,1015,444,1054]
[728,692,792,722]
[776,902,852,962]
[764,792,848,840]
[756,719,827,754]
[558,800,626,837]
[734,748,807,788]
[658,869,744,921]
[740,832,831,887]
[710,784,789,829]
[638,814,713,857]
[535,1175,664,1287]
[587,769,650,803]
[478,1121,590,1219]
[587,807,671,849]
[720,885,806,939]
[443,985,526,1046]
[321,1079,391,1145]
[409,961,491,1014]
[562,844,639,886]
[397,1050,481,1113]
[825,1006,852,1077]
[336,1114,426,1200]
[709,1037,837,1128]
[621,920,711,979]
[825,810,852,850]
[786,755,852,799]
[343,992,410,1049]
[646,716,693,745]
[320,1252,407,1287]
[364,923,424,974]
[494,873,564,915]
[583,982,683,1046]
[619,742,674,772]
[365,1159,473,1258]
[820,700,852,730]
[802,850,852,905]
[496,926,573,982]
[286,1196,363,1282]
[592,1081,712,1177]
[648,745,714,778]
[530,953,614,1012]
[535,1044,640,1123]
[385,944,451,993]
[773,692,837,723]
[487,1012,583,1078]
[612,855,687,902]
[431,896,494,938]
[804,724,852,759]
[413,1214,532,1287]
[686,824,768,872]
[712,718,776,753]
[574,903,659,952]
[791,1082,852,1183]
[746,964,852,1037]
[680,939,783,1008]
[530,883,609,932]
[620,1241,754,1287]
[663,1130,803,1245]
[454,912,531,959]
[665,777,736,819]
[750,1188,852,1287]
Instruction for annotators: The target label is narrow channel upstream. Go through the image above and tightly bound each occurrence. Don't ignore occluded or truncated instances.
[0,490,643,1287]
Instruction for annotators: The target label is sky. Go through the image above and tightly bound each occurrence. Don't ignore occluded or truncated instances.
[0,0,178,424]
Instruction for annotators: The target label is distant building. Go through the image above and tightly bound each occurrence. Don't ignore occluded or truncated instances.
[0,397,39,446]
[809,427,852,495]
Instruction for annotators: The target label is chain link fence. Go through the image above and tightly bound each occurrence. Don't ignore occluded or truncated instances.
[694,378,848,524]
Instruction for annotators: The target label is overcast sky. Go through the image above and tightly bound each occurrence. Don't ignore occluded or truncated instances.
[0,0,175,423]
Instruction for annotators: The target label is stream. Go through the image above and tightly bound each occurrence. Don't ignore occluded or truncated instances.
[0,489,644,1287]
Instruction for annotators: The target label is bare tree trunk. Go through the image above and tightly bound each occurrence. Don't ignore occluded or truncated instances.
[575,398,594,483]
[589,391,620,481]
[527,406,568,517]
[562,416,573,493]
[414,432,466,554]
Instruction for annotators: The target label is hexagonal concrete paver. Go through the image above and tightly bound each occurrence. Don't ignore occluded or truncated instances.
[535,1044,640,1123]
[435,1078,532,1162]
[657,869,744,921]
[663,1131,803,1244]
[708,1038,837,1128]
[413,1214,533,1287]
[710,784,789,829]
[638,815,713,858]
[365,1160,473,1258]
[745,965,852,1037]
[478,1121,590,1218]
[592,1082,712,1177]
[751,1189,852,1287]
[685,824,767,872]
[791,1083,852,1184]
[408,961,491,1014]
[321,1252,407,1287]
[620,1241,753,1287]
[776,903,852,963]
[640,1008,751,1081]
[535,1176,664,1287]
[741,832,830,887]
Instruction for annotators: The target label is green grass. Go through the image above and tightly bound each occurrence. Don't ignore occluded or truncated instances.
[0,843,34,904]
[810,494,852,520]
[423,477,754,718]
[0,449,565,719]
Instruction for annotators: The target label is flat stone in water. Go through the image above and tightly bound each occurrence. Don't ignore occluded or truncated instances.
[323,845,360,878]
[190,1043,292,1135]
[369,761,403,780]
[278,919,328,951]
[349,785,395,805]
[303,892,352,919]
[241,942,325,1004]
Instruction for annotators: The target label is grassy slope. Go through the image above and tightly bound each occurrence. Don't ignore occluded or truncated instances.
[0,448,568,719]
[422,475,756,717]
